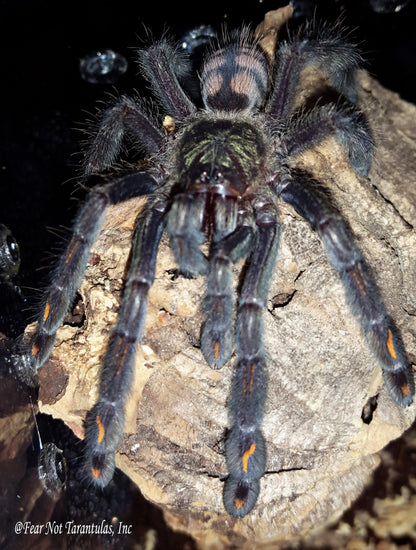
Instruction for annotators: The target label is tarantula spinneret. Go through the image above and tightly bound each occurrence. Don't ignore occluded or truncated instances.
[25,22,414,518]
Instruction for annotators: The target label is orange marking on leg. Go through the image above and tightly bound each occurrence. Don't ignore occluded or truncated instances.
[386,329,397,359]
[249,363,255,393]
[43,301,50,322]
[115,341,130,376]
[96,415,105,444]
[243,364,247,398]
[213,341,220,360]
[92,467,102,480]
[351,268,367,296]
[242,443,256,473]
[356,264,368,288]
[401,383,410,397]
[32,343,40,357]
[65,238,81,264]
[234,497,245,510]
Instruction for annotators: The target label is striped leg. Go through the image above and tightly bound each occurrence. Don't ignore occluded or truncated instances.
[268,23,362,123]
[280,178,414,407]
[201,224,254,369]
[29,172,158,371]
[223,202,280,517]
[83,197,167,486]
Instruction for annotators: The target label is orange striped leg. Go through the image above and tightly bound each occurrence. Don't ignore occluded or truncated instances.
[83,199,165,486]
[223,204,280,517]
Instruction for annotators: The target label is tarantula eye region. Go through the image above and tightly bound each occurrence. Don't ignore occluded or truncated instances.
[200,170,225,184]
[198,170,226,185]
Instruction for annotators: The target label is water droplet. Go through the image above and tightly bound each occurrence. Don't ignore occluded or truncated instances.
[0,224,20,280]
[180,25,216,54]
[368,0,411,12]
[79,49,128,84]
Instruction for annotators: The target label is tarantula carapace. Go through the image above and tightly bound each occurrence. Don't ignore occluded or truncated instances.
[25,22,414,517]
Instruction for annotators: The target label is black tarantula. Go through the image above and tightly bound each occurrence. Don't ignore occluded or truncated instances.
[25,22,414,518]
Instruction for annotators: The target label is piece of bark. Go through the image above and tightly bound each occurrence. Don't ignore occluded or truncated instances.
[36,59,416,550]
[255,4,294,60]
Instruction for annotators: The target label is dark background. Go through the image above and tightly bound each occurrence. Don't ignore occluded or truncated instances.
[1,0,416,313]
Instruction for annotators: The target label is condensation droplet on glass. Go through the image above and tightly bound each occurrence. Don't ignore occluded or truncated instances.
[181,25,216,54]
[368,0,411,12]
[79,49,128,84]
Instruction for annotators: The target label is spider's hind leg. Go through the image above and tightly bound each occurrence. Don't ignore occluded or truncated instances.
[84,96,164,176]
[138,40,196,120]
[268,22,363,123]
[284,102,374,177]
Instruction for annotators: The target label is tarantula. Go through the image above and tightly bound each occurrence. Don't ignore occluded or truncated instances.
[25,22,414,518]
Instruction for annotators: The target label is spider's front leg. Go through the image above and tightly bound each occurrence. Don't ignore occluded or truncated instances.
[223,200,280,518]
[29,172,159,371]
[84,195,167,486]
[279,177,414,406]
[201,219,254,369]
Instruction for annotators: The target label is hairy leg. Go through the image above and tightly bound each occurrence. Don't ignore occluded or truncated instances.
[201,220,254,369]
[268,22,362,123]
[85,97,164,175]
[83,195,167,486]
[29,171,160,370]
[223,200,280,517]
[283,103,374,176]
[138,40,196,120]
[279,176,414,407]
